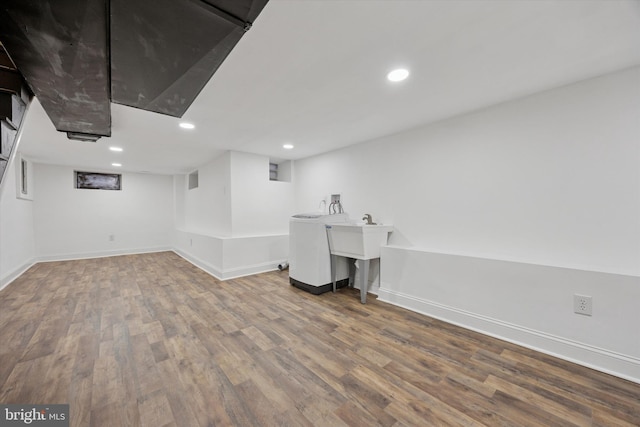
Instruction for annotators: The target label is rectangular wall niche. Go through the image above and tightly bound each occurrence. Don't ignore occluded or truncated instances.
[75,171,121,190]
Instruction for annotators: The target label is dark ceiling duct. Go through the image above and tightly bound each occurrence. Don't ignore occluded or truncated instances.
[110,0,267,117]
[0,0,269,140]
[0,0,111,138]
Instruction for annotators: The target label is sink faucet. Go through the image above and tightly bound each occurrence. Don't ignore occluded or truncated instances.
[362,214,375,225]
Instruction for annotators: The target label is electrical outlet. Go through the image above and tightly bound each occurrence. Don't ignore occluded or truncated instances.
[573,294,592,316]
[331,194,341,203]
[109,234,115,242]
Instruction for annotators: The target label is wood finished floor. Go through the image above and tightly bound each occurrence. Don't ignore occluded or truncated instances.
[0,252,638,427]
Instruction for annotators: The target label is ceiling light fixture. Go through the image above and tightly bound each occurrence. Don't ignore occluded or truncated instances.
[109,146,123,152]
[283,144,294,150]
[387,68,409,82]
[112,163,122,167]
[179,122,195,129]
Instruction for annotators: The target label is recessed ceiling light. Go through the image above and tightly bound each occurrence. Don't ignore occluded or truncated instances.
[109,146,123,152]
[179,122,195,129]
[283,144,294,150]
[387,68,409,82]
[112,163,122,167]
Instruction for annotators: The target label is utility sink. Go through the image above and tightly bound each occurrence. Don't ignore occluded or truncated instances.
[326,224,393,260]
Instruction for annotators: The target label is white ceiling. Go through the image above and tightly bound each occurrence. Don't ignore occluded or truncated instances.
[17,0,640,175]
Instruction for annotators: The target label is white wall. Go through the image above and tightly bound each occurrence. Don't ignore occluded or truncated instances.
[380,247,640,382]
[293,67,640,382]
[174,150,293,278]
[34,164,173,259]
[173,230,289,280]
[180,151,232,236]
[230,151,294,236]
[295,67,640,276]
[174,174,186,230]
[0,154,36,287]
[177,150,295,237]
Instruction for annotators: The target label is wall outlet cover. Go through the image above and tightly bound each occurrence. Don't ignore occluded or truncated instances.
[573,294,592,316]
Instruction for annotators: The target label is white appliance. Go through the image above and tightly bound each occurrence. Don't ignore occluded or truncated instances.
[289,213,350,294]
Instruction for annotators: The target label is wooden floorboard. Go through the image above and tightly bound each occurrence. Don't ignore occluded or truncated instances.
[0,251,638,426]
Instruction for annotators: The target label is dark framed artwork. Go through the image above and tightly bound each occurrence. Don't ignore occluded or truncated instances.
[75,171,122,190]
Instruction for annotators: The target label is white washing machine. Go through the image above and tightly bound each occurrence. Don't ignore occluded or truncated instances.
[289,213,351,294]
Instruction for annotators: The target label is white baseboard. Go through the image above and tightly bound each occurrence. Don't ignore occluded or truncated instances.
[2,246,280,293]
[378,288,640,384]
[172,249,279,281]
[222,261,279,280]
[35,246,173,263]
[1,247,173,291]
[172,249,224,280]
[0,260,37,291]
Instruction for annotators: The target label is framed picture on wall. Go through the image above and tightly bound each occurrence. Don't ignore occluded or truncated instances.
[75,171,122,190]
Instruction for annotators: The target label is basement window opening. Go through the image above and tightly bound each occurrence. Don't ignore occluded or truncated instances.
[75,171,121,190]
[269,163,278,181]
[268,159,292,183]
[20,158,27,194]
[188,170,199,189]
